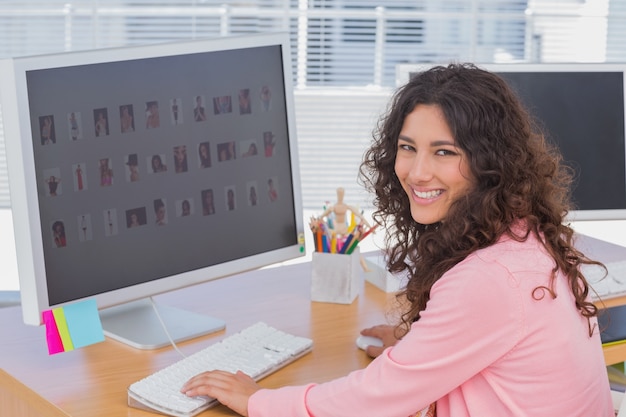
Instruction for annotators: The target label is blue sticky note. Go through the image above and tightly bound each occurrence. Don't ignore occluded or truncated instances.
[62,299,105,349]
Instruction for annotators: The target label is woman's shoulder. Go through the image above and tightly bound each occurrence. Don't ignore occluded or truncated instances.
[435,233,549,305]
[463,230,552,275]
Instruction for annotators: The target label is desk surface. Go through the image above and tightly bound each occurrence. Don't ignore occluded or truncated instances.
[0,260,396,417]
[2,257,626,417]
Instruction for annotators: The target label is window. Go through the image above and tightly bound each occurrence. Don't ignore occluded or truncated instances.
[0,0,625,209]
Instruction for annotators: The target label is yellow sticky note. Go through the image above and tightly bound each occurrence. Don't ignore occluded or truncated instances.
[52,307,74,352]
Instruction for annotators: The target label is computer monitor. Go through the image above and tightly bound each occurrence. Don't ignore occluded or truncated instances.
[396,63,626,221]
[0,32,305,349]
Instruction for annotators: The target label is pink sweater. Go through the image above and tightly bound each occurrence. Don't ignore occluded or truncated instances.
[249,232,613,417]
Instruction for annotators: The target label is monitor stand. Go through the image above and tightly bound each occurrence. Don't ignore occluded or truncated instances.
[99,298,226,349]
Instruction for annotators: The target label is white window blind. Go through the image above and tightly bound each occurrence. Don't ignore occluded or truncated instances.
[0,0,625,209]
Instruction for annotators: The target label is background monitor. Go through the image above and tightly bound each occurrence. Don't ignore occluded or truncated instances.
[396,62,626,222]
[0,32,305,349]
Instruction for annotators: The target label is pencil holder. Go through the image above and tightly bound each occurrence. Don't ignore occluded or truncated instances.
[310,247,362,304]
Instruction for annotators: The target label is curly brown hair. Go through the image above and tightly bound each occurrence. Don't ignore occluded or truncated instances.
[359,63,601,334]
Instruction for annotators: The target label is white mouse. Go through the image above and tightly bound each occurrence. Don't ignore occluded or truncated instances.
[356,335,384,351]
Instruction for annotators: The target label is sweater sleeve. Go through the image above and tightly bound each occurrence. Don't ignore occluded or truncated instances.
[248,256,526,417]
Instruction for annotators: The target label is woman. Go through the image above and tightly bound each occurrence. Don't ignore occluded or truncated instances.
[174,145,188,173]
[181,64,613,416]
[128,212,141,228]
[194,95,207,122]
[46,175,61,196]
[242,142,258,157]
[41,116,53,144]
[95,111,108,137]
[267,178,278,202]
[99,158,113,186]
[151,154,167,173]
[52,220,66,248]
[199,142,211,168]
[249,186,258,206]
[154,198,167,226]
[146,101,160,129]
[263,131,275,157]
[126,154,140,182]
[227,188,236,211]
[181,199,191,216]
[120,105,134,133]
[202,189,215,216]
[69,112,80,140]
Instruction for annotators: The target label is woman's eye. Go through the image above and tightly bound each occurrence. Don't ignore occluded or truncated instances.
[436,149,457,156]
[398,143,414,152]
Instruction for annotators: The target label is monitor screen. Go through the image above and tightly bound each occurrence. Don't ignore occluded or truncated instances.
[0,33,305,348]
[396,63,626,221]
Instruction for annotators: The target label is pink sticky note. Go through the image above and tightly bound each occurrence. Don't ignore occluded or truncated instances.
[42,309,64,355]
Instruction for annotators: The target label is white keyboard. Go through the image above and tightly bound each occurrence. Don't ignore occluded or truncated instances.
[584,260,626,300]
[128,322,313,417]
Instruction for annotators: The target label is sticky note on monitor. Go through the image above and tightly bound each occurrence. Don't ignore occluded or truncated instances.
[42,299,105,355]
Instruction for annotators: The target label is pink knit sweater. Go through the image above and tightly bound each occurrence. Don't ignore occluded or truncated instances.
[249,232,612,417]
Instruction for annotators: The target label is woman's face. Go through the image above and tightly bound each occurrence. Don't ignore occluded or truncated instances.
[394,104,472,225]
[156,206,165,221]
[175,147,186,162]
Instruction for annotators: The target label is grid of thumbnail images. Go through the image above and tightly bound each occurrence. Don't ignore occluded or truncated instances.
[37,85,282,249]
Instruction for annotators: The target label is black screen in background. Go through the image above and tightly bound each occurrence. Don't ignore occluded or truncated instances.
[497,71,626,211]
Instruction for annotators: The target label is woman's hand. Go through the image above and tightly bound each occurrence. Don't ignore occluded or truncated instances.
[181,370,261,416]
[360,324,402,358]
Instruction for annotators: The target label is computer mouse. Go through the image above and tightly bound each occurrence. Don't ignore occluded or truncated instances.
[356,335,384,351]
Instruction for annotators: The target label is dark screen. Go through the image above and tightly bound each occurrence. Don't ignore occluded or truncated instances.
[26,44,299,305]
[497,71,626,212]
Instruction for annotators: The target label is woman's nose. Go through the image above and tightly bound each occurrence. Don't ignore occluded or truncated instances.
[407,154,433,182]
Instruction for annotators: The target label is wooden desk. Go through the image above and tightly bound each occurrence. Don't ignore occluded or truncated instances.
[0,261,396,417]
[2,260,625,417]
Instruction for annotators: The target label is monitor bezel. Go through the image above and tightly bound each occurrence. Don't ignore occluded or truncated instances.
[395,62,626,222]
[0,32,305,326]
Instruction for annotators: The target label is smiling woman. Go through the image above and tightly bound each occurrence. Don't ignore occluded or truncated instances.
[394,104,472,226]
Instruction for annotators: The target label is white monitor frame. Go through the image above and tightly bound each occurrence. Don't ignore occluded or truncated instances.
[0,33,305,347]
